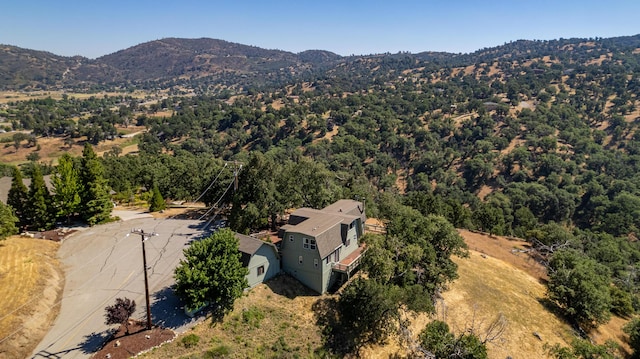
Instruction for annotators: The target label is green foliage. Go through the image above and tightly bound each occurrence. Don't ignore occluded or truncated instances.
[174,228,248,317]
[547,249,612,330]
[545,338,620,359]
[624,317,640,357]
[7,167,28,228]
[51,153,81,223]
[366,202,468,304]
[80,143,112,225]
[418,320,488,359]
[241,306,265,328]
[336,278,400,349]
[203,345,231,358]
[180,333,201,348]
[609,286,635,318]
[149,185,166,212]
[0,201,18,239]
[27,164,54,231]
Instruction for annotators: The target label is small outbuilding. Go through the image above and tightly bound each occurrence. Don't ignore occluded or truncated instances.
[236,233,280,288]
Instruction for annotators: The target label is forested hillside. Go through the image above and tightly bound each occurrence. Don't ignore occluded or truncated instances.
[3,34,640,356]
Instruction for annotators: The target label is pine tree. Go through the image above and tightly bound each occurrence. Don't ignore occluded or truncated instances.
[28,165,54,231]
[7,167,28,229]
[80,143,112,225]
[52,153,81,223]
[0,201,18,239]
[149,185,166,212]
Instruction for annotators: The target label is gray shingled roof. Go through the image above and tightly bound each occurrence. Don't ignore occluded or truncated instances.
[286,202,363,258]
[0,175,53,204]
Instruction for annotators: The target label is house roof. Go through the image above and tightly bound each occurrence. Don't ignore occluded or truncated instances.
[322,199,364,215]
[236,233,278,257]
[0,175,53,204]
[286,202,363,258]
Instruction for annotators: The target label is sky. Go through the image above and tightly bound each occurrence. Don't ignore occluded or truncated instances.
[2,0,640,59]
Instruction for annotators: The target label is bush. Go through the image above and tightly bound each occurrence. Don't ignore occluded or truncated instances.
[180,333,200,348]
[204,345,231,358]
[242,306,265,328]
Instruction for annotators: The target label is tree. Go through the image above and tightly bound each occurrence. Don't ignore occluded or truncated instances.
[0,201,18,239]
[547,249,612,330]
[7,167,28,228]
[80,143,112,225]
[104,297,136,334]
[336,278,401,350]
[418,320,488,359]
[623,317,640,357]
[27,164,54,231]
[51,153,81,223]
[148,185,166,212]
[174,228,248,316]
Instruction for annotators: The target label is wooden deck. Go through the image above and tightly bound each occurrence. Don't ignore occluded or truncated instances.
[333,244,367,276]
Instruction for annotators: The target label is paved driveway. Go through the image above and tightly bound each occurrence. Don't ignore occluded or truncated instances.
[31,217,210,358]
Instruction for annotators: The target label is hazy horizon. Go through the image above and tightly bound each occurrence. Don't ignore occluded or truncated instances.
[2,0,640,59]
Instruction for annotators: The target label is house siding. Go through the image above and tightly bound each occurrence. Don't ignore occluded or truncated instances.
[282,218,362,294]
[281,232,324,293]
[245,244,280,288]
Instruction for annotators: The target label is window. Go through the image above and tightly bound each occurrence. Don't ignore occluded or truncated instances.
[289,234,294,242]
[298,255,303,265]
[350,221,355,229]
[314,259,318,268]
[257,265,265,276]
[303,238,317,250]
[346,237,351,247]
[325,256,330,264]
[334,248,341,262]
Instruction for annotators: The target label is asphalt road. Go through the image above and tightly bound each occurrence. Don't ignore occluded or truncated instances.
[31,216,210,359]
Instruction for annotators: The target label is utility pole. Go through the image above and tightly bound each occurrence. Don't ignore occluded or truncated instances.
[131,228,157,330]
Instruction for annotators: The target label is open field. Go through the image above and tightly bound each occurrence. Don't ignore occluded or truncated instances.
[0,91,150,104]
[0,128,144,165]
[0,236,63,359]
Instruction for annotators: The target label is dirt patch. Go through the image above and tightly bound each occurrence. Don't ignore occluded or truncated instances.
[458,229,547,282]
[92,321,176,359]
[0,236,63,359]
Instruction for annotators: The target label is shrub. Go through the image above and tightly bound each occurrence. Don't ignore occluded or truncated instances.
[180,333,200,348]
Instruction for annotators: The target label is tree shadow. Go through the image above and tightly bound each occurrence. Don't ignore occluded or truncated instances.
[150,285,209,330]
[312,296,354,356]
[264,274,318,299]
[79,330,115,354]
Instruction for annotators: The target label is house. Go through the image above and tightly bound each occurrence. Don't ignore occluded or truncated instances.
[236,233,280,288]
[278,199,367,294]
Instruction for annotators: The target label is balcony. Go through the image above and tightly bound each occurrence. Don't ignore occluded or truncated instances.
[332,244,367,278]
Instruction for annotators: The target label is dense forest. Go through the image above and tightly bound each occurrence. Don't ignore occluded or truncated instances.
[3,34,640,357]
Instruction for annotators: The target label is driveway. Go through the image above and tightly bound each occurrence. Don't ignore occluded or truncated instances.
[31,216,210,358]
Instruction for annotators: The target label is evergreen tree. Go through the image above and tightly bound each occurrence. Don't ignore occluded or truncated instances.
[52,153,81,223]
[28,165,54,231]
[80,143,112,225]
[0,201,18,239]
[7,167,28,229]
[149,185,166,212]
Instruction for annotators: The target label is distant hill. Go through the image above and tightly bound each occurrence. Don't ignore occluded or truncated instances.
[2,35,640,91]
[0,38,343,90]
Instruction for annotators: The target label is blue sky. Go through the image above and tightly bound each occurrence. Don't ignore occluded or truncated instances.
[2,0,639,59]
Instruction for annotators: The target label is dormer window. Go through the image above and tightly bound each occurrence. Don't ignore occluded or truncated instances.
[303,238,316,250]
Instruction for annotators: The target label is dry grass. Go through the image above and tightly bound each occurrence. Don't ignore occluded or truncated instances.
[0,236,63,359]
[0,91,148,104]
[440,250,573,359]
[138,275,324,359]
